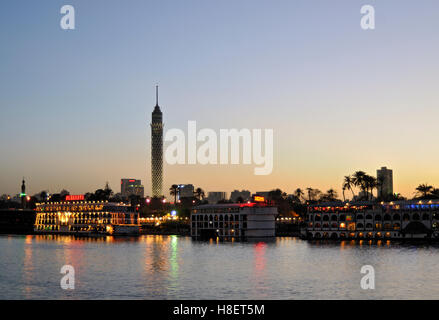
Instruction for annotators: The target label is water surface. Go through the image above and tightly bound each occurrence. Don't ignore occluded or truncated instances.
[0,235,438,299]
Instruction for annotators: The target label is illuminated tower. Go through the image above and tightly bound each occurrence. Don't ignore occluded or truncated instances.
[151,86,163,197]
[20,178,26,208]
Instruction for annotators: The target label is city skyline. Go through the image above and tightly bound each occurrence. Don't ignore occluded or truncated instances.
[2,1,439,198]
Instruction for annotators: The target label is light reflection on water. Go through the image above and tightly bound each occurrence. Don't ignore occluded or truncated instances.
[1,234,439,299]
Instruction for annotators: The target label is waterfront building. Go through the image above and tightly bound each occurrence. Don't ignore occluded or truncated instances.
[377,166,393,198]
[34,197,140,235]
[230,190,251,203]
[178,184,195,199]
[206,192,227,204]
[121,179,144,198]
[304,200,439,240]
[191,197,277,241]
[151,85,163,197]
[255,191,271,199]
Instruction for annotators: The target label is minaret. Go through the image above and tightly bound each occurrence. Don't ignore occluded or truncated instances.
[21,178,26,195]
[20,178,26,209]
[151,85,163,198]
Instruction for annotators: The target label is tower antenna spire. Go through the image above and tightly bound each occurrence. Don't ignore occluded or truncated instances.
[156,85,159,106]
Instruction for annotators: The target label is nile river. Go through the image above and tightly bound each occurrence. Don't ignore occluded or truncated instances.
[1,234,439,299]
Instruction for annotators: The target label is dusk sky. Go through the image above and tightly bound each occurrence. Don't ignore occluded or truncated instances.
[1,0,439,198]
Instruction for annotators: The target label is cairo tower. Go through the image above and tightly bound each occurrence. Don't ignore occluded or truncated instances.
[151,86,163,197]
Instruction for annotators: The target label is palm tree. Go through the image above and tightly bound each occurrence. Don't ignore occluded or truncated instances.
[370,176,377,200]
[377,176,385,199]
[353,171,367,199]
[294,188,305,203]
[326,188,337,201]
[169,184,179,203]
[343,175,355,199]
[194,187,205,201]
[306,187,313,202]
[415,184,433,199]
[430,189,439,199]
[342,186,346,202]
[364,175,377,200]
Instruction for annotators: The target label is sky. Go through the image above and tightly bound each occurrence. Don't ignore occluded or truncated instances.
[1,0,439,199]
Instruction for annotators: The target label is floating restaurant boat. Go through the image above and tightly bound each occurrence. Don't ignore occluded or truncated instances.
[191,196,277,241]
[34,195,140,236]
[303,200,439,240]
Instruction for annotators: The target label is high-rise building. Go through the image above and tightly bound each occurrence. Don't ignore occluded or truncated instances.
[255,191,271,199]
[151,86,163,198]
[207,192,227,204]
[178,184,195,199]
[377,166,393,198]
[121,179,144,198]
[230,190,251,203]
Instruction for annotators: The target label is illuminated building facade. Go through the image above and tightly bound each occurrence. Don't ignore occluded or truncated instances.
[151,86,163,198]
[191,199,277,241]
[121,179,144,198]
[35,198,140,235]
[304,200,439,240]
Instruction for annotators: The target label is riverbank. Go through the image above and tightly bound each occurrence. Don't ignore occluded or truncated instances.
[141,221,191,236]
[140,222,303,237]
[275,223,302,237]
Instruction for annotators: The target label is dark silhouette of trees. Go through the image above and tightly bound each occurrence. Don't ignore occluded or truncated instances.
[169,184,179,203]
[415,184,434,199]
[353,171,367,199]
[364,175,377,200]
[194,187,205,201]
[349,171,378,200]
[343,176,355,200]
[85,183,113,201]
[321,188,338,202]
[268,189,287,203]
[129,194,141,206]
[50,193,62,202]
[39,191,48,202]
[306,187,313,202]
[305,188,322,203]
[294,188,305,203]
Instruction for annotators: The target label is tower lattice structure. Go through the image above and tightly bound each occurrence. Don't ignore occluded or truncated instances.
[151,86,163,198]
